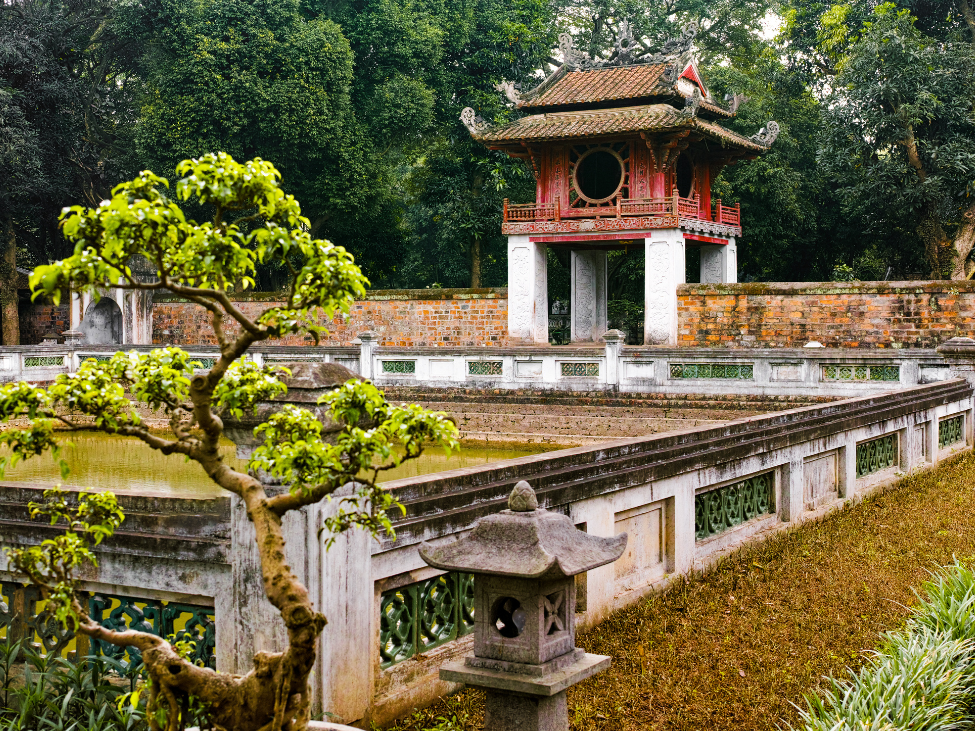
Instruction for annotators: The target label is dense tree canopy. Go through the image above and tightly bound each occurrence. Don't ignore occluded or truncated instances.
[4,0,975,297]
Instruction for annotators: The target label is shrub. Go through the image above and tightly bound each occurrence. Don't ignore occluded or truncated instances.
[798,561,975,731]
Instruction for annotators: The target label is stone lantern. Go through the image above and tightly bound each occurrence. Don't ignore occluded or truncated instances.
[419,481,626,731]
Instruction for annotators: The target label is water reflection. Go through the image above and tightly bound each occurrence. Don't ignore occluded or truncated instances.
[0,432,556,497]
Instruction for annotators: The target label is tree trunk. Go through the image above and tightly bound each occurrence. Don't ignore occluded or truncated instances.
[955,202,975,279]
[1,218,20,345]
[915,205,953,279]
[470,235,482,288]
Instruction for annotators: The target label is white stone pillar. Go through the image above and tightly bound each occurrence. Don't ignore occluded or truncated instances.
[570,249,607,342]
[507,235,548,344]
[602,329,625,386]
[644,230,685,345]
[358,331,378,379]
[699,241,737,284]
[70,290,84,331]
[726,238,738,283]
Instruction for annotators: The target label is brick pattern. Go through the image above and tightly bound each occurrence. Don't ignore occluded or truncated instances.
[678,282,975,349]
[20,302,70,345]
[152,289,509,347]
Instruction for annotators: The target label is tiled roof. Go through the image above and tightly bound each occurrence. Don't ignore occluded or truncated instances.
[478,104,767,151]
[518,65,735,118]
[520,65,669,109]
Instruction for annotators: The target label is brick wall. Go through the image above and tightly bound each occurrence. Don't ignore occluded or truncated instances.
[678,281,975,348]
[18,299,70,345]
[152,288,509,347]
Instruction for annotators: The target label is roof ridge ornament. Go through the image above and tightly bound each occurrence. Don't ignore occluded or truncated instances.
[559,32,599,71]
[557,21,698,71]
[460,107,492,135]
[680,86,703,119]
[495,80,522,106]
[724,92,747,114]
[750,121,780,147]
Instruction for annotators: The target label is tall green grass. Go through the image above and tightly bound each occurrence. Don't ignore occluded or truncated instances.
[0,640,144,731]
[798,561,975,731]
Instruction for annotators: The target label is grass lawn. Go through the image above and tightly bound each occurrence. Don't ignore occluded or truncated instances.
[388,451,975,731]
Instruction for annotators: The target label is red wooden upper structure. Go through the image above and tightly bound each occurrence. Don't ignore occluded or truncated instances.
[461,23,778,241]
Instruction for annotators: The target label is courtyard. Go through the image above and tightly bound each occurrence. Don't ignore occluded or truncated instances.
[393,452,975,730]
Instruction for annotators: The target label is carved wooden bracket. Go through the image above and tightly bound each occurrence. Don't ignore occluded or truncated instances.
[641,130,692,172]
[521,144,541,180]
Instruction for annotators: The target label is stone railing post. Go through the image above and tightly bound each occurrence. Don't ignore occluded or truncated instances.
[602,329,625,388]
[358,330,378,379]
[938,337,975,387]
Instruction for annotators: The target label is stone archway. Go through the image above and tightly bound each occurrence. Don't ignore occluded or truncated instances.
[79,298,123,344]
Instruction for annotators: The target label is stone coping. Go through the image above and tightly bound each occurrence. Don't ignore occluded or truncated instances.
[679,280,975,296]
[153,287,507,303]
[378,379,972,549]
[439,653,611,696]
[0,481,231,563]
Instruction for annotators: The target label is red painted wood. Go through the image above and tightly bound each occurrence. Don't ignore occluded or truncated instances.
[699,161,712,221]
[684,233,729,245]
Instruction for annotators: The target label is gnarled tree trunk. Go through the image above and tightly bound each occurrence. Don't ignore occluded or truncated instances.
[1,218,20,345]
[953,202,975,279]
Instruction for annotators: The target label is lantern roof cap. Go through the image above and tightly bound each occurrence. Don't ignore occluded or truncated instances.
[419,481,627,580]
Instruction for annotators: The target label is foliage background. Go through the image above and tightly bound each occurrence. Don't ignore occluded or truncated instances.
[3,0,974,301]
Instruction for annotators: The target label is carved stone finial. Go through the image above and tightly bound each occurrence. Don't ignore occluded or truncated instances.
[495,80,521,106]
[750,121,780,147]
[509,480,539,512]
[724,92,747,113]
[681,86,703,118]
[661,57,683,83]
[460,107,491,135]
[613,20,638,65]
[559,32,599,70]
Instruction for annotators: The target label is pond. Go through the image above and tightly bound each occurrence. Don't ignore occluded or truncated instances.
[0,432,558,497]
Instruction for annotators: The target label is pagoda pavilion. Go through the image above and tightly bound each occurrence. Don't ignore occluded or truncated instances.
[461,23,779,345]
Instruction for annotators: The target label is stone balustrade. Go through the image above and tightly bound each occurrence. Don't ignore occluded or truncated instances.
[1,378,973,725]
[0,339,958,398]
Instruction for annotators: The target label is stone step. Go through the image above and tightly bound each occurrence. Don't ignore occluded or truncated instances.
[412,401,767,421]
[381,386,828,411]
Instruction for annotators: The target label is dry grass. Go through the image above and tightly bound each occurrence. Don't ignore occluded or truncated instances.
[387,452,975,731]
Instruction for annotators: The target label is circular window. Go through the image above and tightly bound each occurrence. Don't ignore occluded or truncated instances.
[491,596,527,638]
[573,148,624,204]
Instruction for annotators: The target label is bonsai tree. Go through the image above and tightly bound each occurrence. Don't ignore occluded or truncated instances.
[0,153,459,731]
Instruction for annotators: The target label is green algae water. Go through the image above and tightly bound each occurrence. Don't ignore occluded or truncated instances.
[0,432,556,497]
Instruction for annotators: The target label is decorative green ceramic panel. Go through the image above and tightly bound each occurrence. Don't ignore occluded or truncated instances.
[0,581,16,640]
[855,434,897,477]
[164,603,217,669]
[379,572,474,668]
[380,585,417,667]
[23,585,76,658]
[694,472,774,541]
[83,355,115,363]
[382,360,416,374]
[418,575,457,651]
[191,357,216,370]
[456,572,476,636]
[87,594,215,674]
[939,415,964,449]
[89,594,161,674]
[670,363,754,379]
[823,364,900,381]
[561,362,599,377]
[468,361,503,376]
[23,356,64,368]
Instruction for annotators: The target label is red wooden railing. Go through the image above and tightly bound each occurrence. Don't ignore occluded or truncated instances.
[503,192,741,227]
[713,199,741,226]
